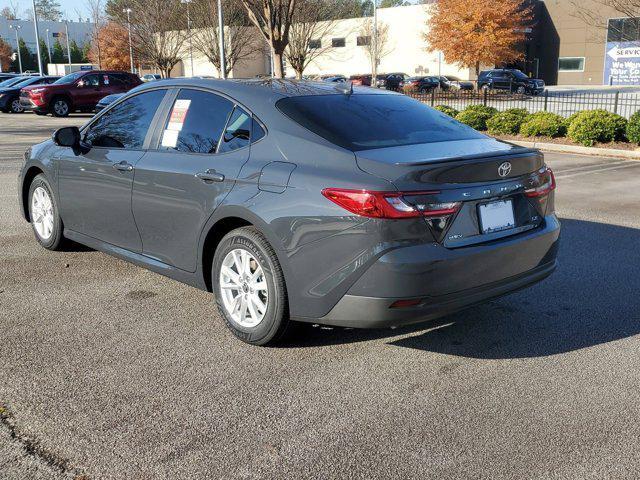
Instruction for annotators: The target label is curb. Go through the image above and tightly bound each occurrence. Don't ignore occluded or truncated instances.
[506,139,640,160]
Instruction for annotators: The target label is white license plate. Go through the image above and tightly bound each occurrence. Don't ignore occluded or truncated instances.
[478,200,515,234]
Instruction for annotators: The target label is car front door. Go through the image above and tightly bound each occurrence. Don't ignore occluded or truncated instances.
[132,88,253,272]
[56,88,169,251]
[72,73,102,108]
[492,70,510,90]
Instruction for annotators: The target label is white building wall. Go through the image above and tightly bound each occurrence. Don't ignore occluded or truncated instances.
[0,18,93,54]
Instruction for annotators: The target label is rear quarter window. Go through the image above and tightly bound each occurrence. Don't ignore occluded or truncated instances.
[276,94,484,151]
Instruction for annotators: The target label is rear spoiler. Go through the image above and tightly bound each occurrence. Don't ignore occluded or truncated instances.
[397,146,541,167]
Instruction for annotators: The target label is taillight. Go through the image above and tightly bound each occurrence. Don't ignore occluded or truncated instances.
[525,166,556,198]
[321,188,461,219]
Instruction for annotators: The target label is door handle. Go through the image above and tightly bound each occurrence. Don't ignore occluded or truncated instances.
[195,169,225,183]
[113,161,133,172]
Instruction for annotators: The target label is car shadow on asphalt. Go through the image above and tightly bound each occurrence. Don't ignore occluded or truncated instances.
[281,218,640,358]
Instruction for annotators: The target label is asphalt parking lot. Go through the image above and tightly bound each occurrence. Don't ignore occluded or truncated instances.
[1,112,640,480]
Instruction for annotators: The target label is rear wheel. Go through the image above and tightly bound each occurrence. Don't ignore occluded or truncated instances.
[213,227,289,346]
[10,98,24,113]
[51,98,70,117]
[28,174,65,250]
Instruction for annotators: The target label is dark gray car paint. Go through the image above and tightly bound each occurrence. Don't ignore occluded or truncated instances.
[18,78,559,328]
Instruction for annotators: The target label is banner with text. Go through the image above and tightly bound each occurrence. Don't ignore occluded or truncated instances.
[604,41,640,85]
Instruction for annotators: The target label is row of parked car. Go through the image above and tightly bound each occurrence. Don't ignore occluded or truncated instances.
[317,69,545,96]
[0,70,156,117]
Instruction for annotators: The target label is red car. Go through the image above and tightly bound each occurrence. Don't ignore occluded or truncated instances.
[20,70,142,117]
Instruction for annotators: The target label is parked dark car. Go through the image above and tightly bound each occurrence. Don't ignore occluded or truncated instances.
[321,75,347,83]
[95,92,123,112]
[18,79,559,346]
[402,76,441,93]
[477,69,545,95]
[0,76,59,113]
[0,76,31,88]
[383,73,409,91]
[438,75,474,91]
[0,73,18,81]
[20,70,142,117]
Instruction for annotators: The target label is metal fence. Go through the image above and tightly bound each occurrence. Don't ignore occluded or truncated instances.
[408,89,640,119]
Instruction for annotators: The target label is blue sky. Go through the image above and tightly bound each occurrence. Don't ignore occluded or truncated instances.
[0,0,89,20]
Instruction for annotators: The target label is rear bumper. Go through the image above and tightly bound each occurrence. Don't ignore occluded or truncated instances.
[302,215,560,328]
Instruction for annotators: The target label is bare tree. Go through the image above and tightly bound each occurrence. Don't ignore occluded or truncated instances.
[570,0,640,30]
[127,0,191,78]
[190,0,257,77]
[1,1,20,20]
[361,19,392,78]
[285,0,344,79]
[85,0,105,68]
[240,0,297,78]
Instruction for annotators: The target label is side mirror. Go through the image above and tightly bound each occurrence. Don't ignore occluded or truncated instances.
[53,126,80,148]
[53,126,88,155]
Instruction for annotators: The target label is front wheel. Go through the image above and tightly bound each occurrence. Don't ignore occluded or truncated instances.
[51,98,70,117]
[213,227,289,346]
[28,174,65,250]
[10,98,24,113]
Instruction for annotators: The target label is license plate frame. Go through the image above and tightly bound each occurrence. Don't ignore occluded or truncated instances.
[478,199,516,234]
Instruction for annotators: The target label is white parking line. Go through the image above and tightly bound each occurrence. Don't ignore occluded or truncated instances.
[554,160,632,174]
[556,162,640,179]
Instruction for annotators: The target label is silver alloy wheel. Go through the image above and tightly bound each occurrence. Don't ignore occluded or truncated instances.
[11,99,23,113]
[219,248,268,328]
[31,186,54,240]
[53,99,68,116]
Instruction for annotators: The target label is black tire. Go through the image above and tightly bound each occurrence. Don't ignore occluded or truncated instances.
[212,226,289,346]
[27,174,65,250]
[51,97,70,117]
[516,86,526,95]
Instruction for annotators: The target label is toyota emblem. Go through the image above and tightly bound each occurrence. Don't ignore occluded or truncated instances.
[498,161,512,178]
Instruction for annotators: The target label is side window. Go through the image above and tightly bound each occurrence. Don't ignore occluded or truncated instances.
[85,89,166,149]
[218,106,252,154]
[252,119,266,143]
[107,74,125,87]
[160,89,234,154]
[81,74,99,87]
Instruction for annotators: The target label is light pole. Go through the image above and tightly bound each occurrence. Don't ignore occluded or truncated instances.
[123,8,134,73]
[45,28,51,63]
[217,0,226,78]
[64,21,71,67]
[372,0,378,85]
[31,0,44,76]
[181,0,194,77]
[9,24,22,74]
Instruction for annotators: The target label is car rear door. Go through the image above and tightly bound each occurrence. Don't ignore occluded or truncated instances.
[57,88,169,251]
[132,88,253,272]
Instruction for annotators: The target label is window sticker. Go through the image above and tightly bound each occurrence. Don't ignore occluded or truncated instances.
[103,75,109,85]
[167,99,191,132]
[161,129,179,148]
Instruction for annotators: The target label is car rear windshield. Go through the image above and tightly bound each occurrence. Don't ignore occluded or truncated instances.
[276,94,484,151]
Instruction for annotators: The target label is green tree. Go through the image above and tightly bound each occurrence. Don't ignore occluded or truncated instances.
[52,39,65,63]
[11,38,37,72]
[379,0,408,7]
[35,0,62,21]
[69,39,84,63]
[38,37,50,71]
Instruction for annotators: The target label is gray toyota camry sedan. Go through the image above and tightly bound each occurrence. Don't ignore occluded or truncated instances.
[18,79,559,345]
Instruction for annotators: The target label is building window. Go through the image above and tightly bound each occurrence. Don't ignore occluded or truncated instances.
[356,36,371,46]
[558,57,585,72]
[309,39,321,49]
[332,38,346,48]
[607,17,640,42]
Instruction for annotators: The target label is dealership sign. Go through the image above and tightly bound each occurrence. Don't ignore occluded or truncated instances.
[604,41,640,85]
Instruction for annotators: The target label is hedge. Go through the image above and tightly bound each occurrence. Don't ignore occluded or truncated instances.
[567,110,628,146]
[455,105,498,131]
[434,105,459,117]
[520,112,566,138]
[487,110,530,135]
[626,111,640,145]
